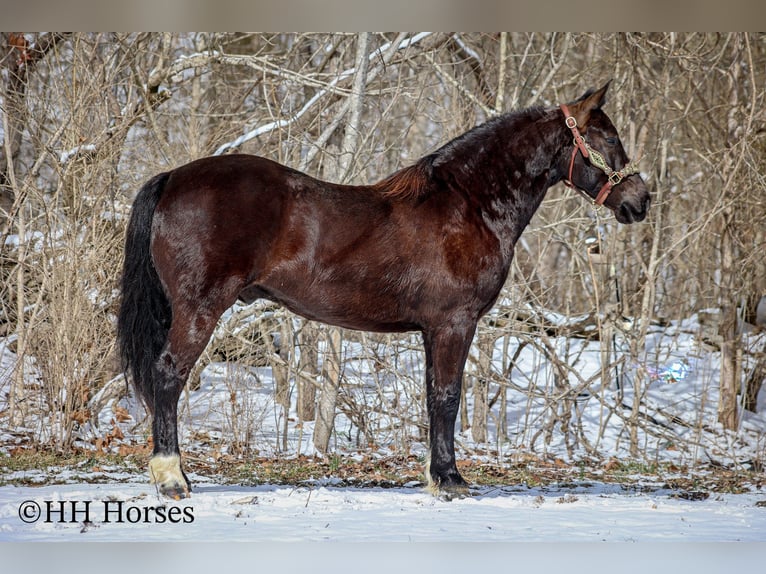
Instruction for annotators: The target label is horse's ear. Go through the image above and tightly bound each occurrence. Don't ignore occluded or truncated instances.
[568,81,611,129]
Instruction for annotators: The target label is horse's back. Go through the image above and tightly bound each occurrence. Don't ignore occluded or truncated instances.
[162,154,307,199]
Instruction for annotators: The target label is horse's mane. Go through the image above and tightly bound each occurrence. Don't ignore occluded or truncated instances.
[372,157,434,201]
[373,106,551,201]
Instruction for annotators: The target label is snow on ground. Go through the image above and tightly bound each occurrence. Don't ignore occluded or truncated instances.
[1,480,765,542]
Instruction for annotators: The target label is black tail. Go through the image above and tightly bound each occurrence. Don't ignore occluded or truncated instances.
[117,172,172,412]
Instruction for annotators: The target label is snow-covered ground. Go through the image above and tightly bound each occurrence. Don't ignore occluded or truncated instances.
[1,479,765,542]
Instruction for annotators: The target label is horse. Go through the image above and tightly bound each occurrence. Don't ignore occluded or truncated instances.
[117,82,650,499]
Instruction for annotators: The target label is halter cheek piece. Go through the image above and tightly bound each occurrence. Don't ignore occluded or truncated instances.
[559,104,641,207]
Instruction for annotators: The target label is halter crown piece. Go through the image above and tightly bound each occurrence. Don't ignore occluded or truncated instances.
[559,103,641,207]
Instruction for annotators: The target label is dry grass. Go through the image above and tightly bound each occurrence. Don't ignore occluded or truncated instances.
[2,445,763,496]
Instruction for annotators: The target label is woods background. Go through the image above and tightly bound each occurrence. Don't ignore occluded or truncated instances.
[1,33,765,468]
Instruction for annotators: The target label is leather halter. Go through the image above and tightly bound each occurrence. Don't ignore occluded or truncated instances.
[559,103,640,207]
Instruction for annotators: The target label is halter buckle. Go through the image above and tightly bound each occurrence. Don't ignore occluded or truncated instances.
[565,116,578,129]
[608,171,623,186]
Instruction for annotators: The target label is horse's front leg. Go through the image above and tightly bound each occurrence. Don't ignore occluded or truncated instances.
[422,318,477,494]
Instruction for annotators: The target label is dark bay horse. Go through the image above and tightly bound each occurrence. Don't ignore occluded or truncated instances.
[117,83,650,498]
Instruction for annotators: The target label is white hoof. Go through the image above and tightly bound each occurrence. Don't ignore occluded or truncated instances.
[148,454,189,498]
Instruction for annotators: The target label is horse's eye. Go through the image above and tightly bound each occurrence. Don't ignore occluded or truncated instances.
[606,137,618,146]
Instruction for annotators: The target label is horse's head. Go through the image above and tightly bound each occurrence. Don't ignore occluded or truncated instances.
[560,82,650,224]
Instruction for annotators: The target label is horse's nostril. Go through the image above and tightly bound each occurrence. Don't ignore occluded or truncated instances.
[632,200,649,222]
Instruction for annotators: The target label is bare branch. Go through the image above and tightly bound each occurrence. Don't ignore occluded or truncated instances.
[215,32,433,157]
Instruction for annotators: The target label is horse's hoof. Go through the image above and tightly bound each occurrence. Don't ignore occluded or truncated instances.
[148,454,191,499]
[438,490,469,501]
[161,483,191,500]
[436,480,470,500]
[425,471,470,499]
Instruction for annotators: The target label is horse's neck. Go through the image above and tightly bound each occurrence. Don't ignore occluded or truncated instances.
[446,112,567,257]
[479,180,549,263]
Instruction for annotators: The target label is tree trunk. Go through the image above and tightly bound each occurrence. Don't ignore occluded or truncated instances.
[297,321,318,421]
[718,211,740,430]
[743,348,765,413]
[313,327,342,454]
[274,318,293,451]
[337,32,369,182]
[261,312,293,452]
[471,331,493,443]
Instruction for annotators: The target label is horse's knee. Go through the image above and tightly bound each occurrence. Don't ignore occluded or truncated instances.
[149,454,191,499]
[428,385,461,416]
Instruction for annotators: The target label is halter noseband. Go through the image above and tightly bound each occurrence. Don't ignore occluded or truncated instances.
[559,104,641,207]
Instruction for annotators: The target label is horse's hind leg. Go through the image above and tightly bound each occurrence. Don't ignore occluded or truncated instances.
[149,295,235,498]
